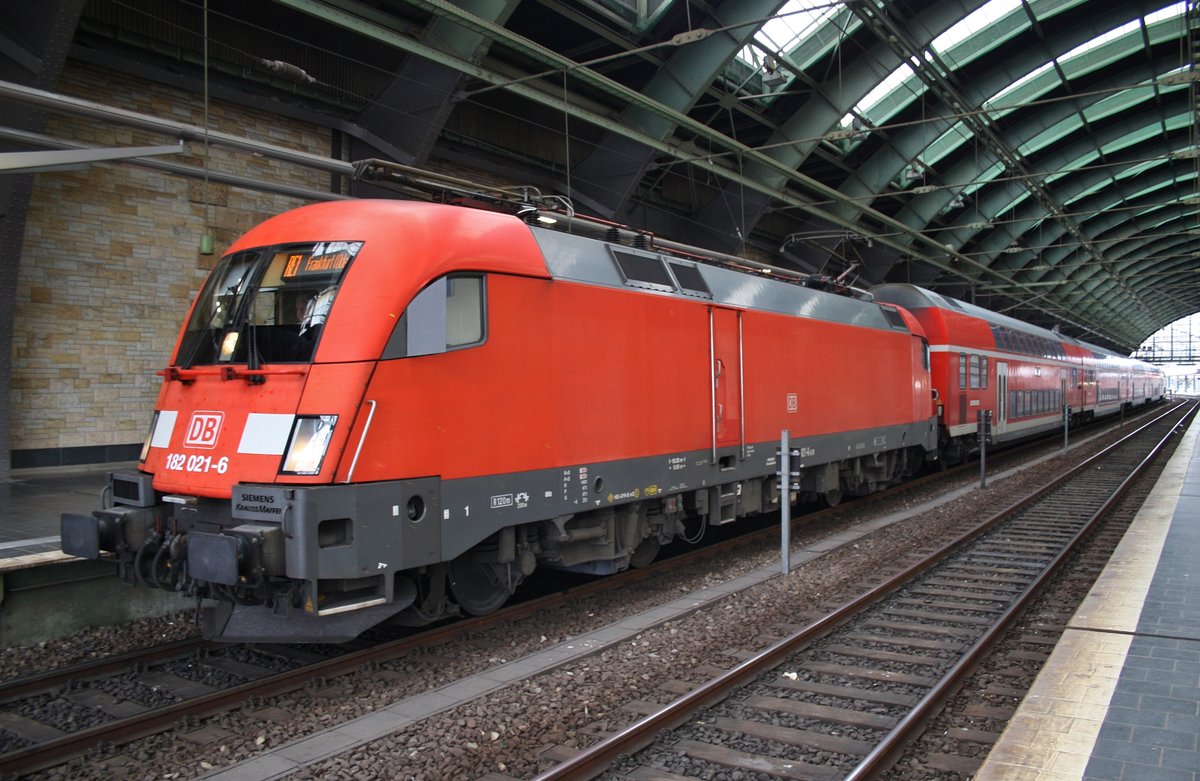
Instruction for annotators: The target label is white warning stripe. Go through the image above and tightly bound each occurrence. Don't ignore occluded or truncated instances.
[238,413,295,455]
[150,410,178,449]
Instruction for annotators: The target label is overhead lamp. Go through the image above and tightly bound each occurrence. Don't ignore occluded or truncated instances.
[199,227,215,255]
[1171,147,1199,159]
[1003,243,1022,254]
[763,70,788,89]
[949,194,965,209]
[1182,195,1200,205]
[912,184,937,194]
[262,59,317,85]
[761,54,788,90]
[965,221,991,230]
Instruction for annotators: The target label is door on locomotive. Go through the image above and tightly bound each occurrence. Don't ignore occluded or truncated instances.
[994,361,1008,437]
[710,307,743,459]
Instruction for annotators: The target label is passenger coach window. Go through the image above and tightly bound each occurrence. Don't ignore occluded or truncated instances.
[967,355,989,389]
[383,274,486,359]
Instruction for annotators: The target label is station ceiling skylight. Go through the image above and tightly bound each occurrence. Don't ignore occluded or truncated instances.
[737,0,851,72]
[54,0,1196,354]
[841,0,1186,131]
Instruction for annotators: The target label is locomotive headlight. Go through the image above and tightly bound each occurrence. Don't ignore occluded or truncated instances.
[280,415,338,475]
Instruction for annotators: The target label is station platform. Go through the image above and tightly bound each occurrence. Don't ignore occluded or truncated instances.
[975,414,1200,781]
[0,465,125,563]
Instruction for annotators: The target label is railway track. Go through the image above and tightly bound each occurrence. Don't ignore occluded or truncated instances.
[530,401,1196,781]
[883,503,1146,779]
[0,503,869,778]
[0,405,1174,777]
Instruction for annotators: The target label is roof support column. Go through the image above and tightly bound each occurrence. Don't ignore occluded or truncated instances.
[0,0,86,479]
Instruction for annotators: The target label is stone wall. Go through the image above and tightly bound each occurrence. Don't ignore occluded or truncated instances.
[12,62,335,467]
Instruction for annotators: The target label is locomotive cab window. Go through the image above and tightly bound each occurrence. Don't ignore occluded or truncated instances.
[176,241,361,366]
[384,274,486,359]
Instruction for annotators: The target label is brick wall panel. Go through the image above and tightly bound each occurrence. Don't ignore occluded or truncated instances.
[14,63,329,455]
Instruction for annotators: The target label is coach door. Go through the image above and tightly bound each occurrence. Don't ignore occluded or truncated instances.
[709,307,744,463]
[994,361,1009,436]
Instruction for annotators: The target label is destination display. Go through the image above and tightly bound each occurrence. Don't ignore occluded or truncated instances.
[280,241,363,279]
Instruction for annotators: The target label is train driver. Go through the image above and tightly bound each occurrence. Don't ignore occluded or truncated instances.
[298,285,336,339]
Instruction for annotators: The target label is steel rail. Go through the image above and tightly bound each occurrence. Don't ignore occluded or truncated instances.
[530,400,1195,781]
[0,637,214,702]
[843,399,1197,781]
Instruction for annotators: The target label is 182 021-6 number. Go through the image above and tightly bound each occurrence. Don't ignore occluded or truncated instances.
[164,453,230,474]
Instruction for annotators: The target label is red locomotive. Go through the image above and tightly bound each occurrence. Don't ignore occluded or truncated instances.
[61,165,1162,642]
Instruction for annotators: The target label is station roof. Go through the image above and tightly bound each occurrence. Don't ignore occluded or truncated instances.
[2,0,1197,353]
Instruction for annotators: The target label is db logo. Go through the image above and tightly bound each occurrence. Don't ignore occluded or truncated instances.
[184,411,224,449]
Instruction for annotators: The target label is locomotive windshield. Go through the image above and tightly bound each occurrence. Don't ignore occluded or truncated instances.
[177,241,362,366]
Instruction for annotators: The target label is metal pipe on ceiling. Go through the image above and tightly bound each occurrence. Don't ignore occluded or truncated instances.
[0,79,356,177]
[0,124,348,202]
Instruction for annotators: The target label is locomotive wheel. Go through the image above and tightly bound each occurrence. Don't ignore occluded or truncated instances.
[629,537,660,568]
[405,564,449,623]
[447,554,518,616]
